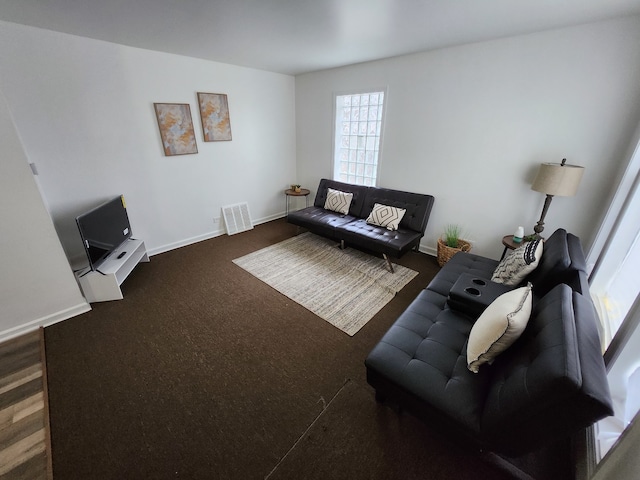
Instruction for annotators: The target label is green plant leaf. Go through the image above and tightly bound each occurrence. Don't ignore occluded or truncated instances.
[444,223,462,248]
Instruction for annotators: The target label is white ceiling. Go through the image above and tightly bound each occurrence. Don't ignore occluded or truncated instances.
[1,0,639,75]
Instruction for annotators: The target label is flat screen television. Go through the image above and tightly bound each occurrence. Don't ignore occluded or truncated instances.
[76,195,132,271]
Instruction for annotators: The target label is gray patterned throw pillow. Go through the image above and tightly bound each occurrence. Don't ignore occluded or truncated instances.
[491,239,543,286]
[324,188,353,215]
[366,203,407,231]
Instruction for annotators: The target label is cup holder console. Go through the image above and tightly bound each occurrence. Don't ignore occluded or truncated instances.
[464,279,487,296]
[447,273,513,317]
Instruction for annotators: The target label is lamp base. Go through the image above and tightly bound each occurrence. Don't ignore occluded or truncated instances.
[532,194,554,240]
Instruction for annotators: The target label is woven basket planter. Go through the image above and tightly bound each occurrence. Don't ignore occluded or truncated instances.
[436,238,471,267]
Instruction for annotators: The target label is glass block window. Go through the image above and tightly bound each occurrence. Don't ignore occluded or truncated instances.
[333,91,385,186]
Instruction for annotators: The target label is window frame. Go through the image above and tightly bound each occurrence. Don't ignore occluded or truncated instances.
[331,87,388,187]
[586,128,640,470]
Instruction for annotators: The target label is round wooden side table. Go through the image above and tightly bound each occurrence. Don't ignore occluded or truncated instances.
[501,234,525,259]
[285,188,310,215]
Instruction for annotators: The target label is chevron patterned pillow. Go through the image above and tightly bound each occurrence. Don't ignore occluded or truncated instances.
[324,188,353,215]
[491,239,543,286]
[366,203,407,231]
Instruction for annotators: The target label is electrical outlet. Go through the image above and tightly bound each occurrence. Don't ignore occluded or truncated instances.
[213,217,220,224]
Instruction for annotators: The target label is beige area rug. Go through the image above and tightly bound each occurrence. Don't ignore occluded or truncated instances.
[232,233,418,336]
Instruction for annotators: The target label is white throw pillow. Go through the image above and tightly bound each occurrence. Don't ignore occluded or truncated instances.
[491,239,543,286]
[324,188,353,215]
[366,203,407,231]
[467,283,533,373]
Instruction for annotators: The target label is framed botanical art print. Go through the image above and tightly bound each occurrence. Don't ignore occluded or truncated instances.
[153,103,198,156]
[197,92,232,142]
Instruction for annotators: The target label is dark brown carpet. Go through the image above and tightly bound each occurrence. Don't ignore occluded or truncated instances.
[44,219,570,479]
[266,379,513,480]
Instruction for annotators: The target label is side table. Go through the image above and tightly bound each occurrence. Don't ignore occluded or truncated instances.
[285,188,310,216]
[501,235,524,259]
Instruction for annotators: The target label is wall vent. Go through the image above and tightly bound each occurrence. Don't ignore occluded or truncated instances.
[222,202,253,235]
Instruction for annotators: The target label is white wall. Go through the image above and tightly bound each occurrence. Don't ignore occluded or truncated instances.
[0,21,297,266]
[296,16,640,258]
[0,90,89,340]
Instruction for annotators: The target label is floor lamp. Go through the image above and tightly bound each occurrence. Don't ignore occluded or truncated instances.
[531,158,585,238]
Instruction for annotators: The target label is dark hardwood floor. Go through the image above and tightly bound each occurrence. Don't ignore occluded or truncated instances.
[0,329,51,480]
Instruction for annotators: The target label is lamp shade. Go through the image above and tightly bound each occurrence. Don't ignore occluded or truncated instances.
[531,161,585,197]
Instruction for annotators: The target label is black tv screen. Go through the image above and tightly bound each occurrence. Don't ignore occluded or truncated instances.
[76,195,132,271]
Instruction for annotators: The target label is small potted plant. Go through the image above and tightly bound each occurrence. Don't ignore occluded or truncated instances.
[291,184,301,193]
[437,224,471,267]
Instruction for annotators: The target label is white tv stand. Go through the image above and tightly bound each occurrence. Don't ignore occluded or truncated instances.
[76,238,149,303]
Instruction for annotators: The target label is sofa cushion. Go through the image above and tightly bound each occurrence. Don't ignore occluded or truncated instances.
[467,283,533,373]
[366,203,406,231]
[365,289,491,434]
[491,239,543,286]
[286,207,357,240]
[324,188,353,215]
[338,219,423,257]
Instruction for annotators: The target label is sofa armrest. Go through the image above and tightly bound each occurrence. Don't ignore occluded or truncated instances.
[526,228,589,297]
[426,252,499,298]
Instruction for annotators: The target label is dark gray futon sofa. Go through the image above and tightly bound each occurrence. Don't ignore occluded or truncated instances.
[286,178,434,271]
[365,228,613,456]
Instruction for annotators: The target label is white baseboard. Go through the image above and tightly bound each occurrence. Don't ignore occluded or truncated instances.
[147,213,287,257]
[261,212,287,224]
[147,230,225,256]
[419,243,437,257]
[0,302,91,343]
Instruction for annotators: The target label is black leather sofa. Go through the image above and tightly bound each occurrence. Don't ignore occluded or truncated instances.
[286,179,434,271]
[365,228,613,456]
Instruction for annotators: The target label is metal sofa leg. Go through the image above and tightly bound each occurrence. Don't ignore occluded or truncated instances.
[383,254,395,273]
